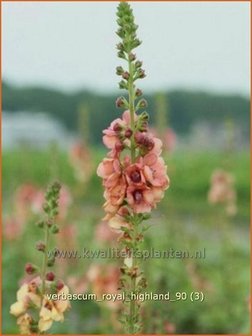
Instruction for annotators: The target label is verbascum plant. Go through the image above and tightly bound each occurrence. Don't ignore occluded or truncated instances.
[10,182,70,334]
[97,2,170,333]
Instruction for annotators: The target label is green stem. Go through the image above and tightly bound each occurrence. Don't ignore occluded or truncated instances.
[129,218,138,334]
[41,223,49,297]
[127,54,138,333]
[128,56,135,163]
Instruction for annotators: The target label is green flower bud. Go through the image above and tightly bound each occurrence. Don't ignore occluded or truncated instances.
[51,225,59,234]
[119,80,127,89]
[135,60,142,68]
[47,256,55,267]
[36,220,45,228]
[116,66,124,75]
[138,99,148,109]
[129,53,136,61]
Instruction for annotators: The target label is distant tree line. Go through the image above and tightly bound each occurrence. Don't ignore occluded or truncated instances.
[2,80,250,145]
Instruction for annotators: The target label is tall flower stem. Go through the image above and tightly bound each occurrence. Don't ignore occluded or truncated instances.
[128,56,136,163]
[40,183,60,299]
[127,53,138,333]
[41,224,49,296]
[97,2,169,333]
[115,2,148,333]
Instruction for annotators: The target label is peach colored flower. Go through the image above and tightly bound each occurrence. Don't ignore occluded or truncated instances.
[16,313,33,334]
[103,110,137,153]
[3,216,23,241]
[125,163,145,186]
[98,111,170,220]
[10,279,41,317]
[208,169,237,216]
[103,179,127,220]
[95,221,120,243]
[164,128,176,152]
[141,153,169,188]
[67,275,88,294]
[38,285,70,332]
[126,185,153,213]
[97,158,121,188]
[108,213,129,231]
[69,142,93,182]
[150,127,177,153]
[14,184,39,223]
[87,264,121,310]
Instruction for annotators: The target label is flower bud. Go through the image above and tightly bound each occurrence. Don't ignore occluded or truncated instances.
[138,69,146,79]
[51,225,59,234]
[135,88,142,97]
[113,122,122,132]
[119,206,130,217]
[52,247,60,257]
[144,137,154,151]
[116,43,124,51]
[43,203,50,214]
[36,220,44,228]
[46,219,53,227]
[139,121,148,132]
[116,66,124,75]
[47,257,55,267]
[52,181,61,193]
[46,271,55,281]
[116,28,124,38]
[134,132,154,151]
[36,241,46,252]
[118,279,125,290]
[115,141,124,152]
[25,263,37,275]
[133,38,141,49]
[135,60,142,68]
[138,99,148,109]
[122,71,130,80]
[129,53,136,61]
[134,132,145,144]
[117,51,125,59]
[142,213,151,220]
[115,97,126,108]
[51,209,59,217]
[125,128,133,138]
[139,111,149,121]
[56,279,64,291]
[119,80,127,89]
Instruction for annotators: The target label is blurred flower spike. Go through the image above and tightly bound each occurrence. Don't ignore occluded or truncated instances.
[10,182,70,334]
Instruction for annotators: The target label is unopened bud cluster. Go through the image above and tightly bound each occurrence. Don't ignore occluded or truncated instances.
[115,2,146,116]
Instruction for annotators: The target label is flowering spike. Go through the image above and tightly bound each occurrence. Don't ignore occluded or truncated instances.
[10,182,70,334]
[97,2,170,334]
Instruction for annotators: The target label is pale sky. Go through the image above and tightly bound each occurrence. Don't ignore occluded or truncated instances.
[2,1,250,95]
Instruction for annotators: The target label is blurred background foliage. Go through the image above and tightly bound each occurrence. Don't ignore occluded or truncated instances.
[2,80,250,144]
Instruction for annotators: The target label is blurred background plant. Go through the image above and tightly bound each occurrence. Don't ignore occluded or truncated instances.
[2,1,250,334]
